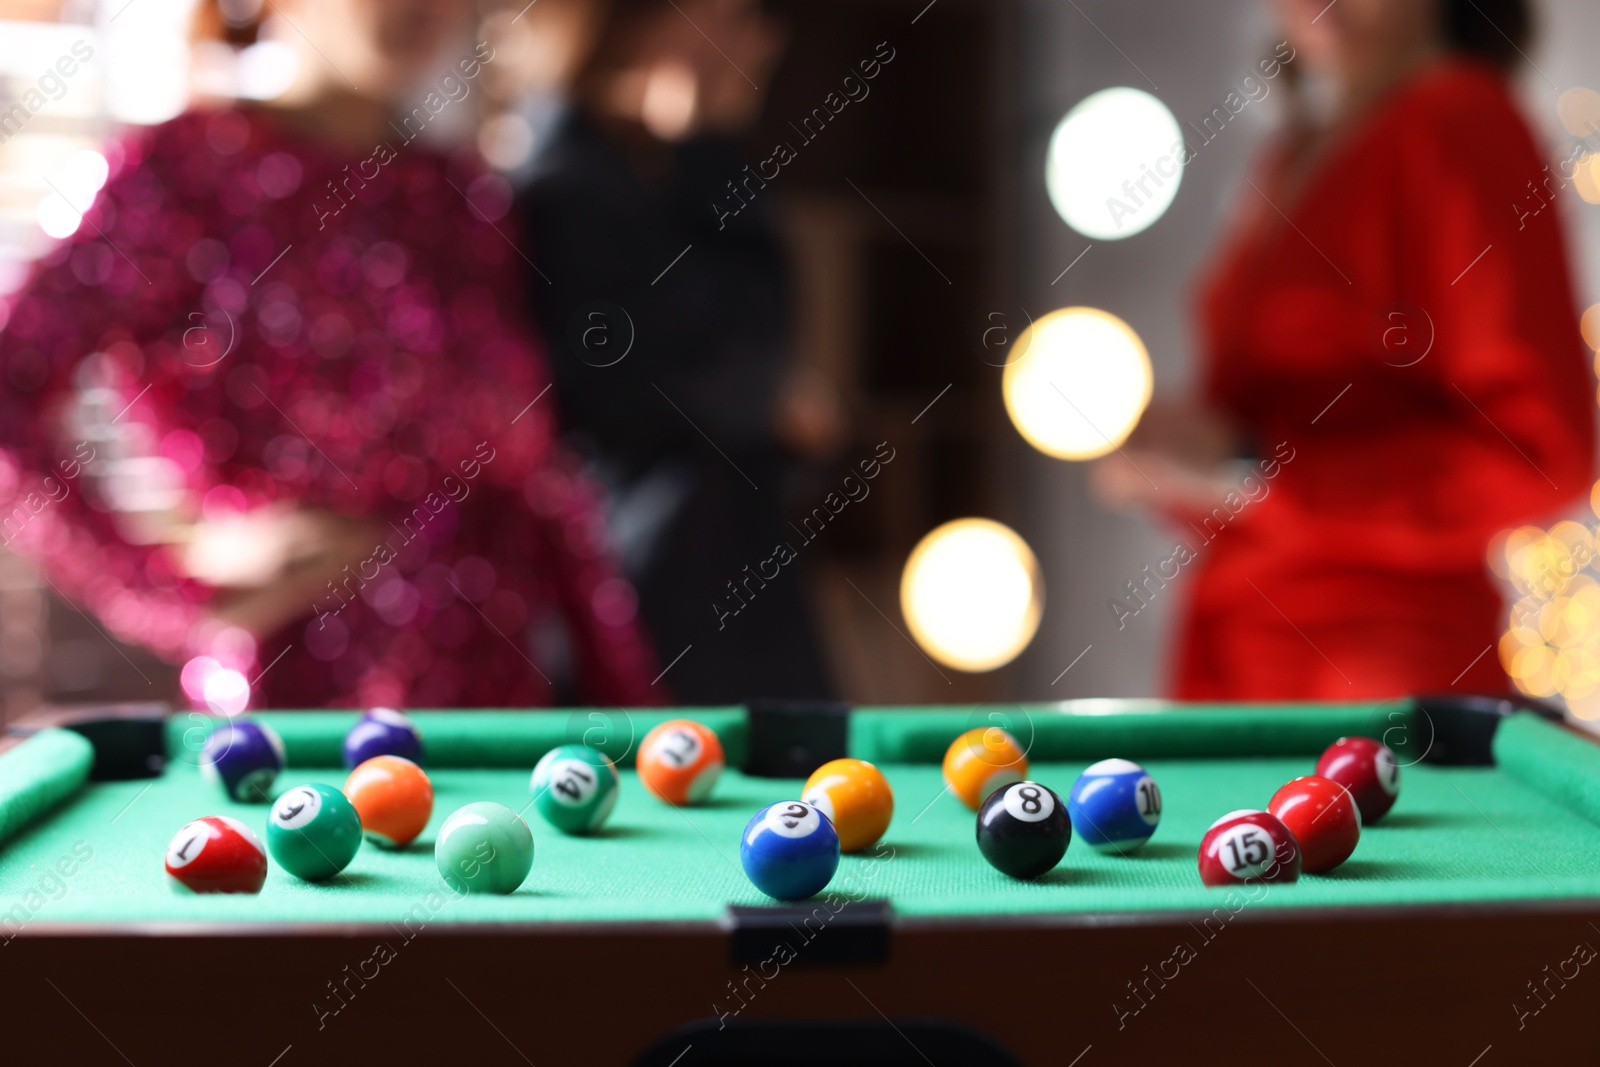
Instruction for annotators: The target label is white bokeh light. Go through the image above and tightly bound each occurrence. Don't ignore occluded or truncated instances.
[203,667,251,716]
[1046,87,1184,240]
[1003,306,1152,461]
[901,519,1042,673]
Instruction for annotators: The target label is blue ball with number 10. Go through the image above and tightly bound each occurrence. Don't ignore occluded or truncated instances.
[1068,758,1161,853]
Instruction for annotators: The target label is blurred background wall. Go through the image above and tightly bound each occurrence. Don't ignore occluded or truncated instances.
[0,0,1597,717]
[1014,0,1600,708]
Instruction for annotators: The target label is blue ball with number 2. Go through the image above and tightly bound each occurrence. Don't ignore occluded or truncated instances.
[1068,759,1162,853]
[740,800,840,901]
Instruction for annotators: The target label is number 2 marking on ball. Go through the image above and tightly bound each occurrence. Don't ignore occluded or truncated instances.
[781,803,808,829]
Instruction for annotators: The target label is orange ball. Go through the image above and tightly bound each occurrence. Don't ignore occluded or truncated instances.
[637,719,725,805]
[943,727,1028,810]
[802,758,893,853]
[344,755,433,849]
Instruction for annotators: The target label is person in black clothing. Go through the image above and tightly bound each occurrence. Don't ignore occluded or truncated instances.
[516,0,836,703]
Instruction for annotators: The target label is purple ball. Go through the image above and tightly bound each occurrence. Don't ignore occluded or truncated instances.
[343,707,424,769]
[201,719,286,802]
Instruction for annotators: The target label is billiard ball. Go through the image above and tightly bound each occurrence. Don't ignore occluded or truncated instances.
[801,758,894,853]
[200,718,285,802]
[343,707,424,769]
[530,744,620,834]
[637,719,724,806]
[1197,809,1300,886]
[435,802,535,895]
[1268,775,1360,873]
[164,815,267,894]
[266,783,363,881]
[943,727,1029,811]
[740,800,840,900]
[344,756,434,849]
[1316,736,1400,823]
[975,781,1071,880]
[1067,758,1161,854]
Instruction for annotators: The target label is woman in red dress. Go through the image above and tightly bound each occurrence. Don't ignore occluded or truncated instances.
[0,0,660,709]
[1097,0,1594,699]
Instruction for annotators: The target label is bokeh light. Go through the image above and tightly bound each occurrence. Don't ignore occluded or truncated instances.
[1581,304,1600,353]
[1574,153,1600,206]
[1558,87,1600,139]
[1046,87,1184,240]
[900,519,1042,672]
[1003,306,1153,460]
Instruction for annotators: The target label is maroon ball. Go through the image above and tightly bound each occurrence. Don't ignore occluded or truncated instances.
[1316,736,1399,823]
[1269,776,1361,873]
[165,815,268,894]
[1198,809,1300,887]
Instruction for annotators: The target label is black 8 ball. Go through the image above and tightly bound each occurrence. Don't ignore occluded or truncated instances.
[976,780,1071,880]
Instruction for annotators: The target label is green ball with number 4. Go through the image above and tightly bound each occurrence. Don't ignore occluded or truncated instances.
[530,744,620,834]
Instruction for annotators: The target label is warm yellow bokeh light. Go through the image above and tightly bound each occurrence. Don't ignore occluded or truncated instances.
[1002,307,1153,461]
[1559,88,1600,139]
[1582,305,1600,353]
[900,519,1043,673]
[1575,153,1600,206]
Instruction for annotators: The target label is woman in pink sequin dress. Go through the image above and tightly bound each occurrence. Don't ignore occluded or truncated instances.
[0,0,661,708]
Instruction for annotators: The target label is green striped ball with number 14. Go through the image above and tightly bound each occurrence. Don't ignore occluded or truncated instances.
[531,744,621,834]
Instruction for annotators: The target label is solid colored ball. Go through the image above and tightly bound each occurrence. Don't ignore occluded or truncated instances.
[435,802,535,895]
[1067,758,1161,853]
[802,758,894,853]
[200,719,285,802]
[740,801,841,901]
[1197,809,1300,887]
[637,719,724,806]
[343,707,424,769]
[1315,736,1400,823]
[345,756,434,849]
[165,815,268,894]
[943,727,1029,810]
[531,744,620,834]
[1268,775,1361,873]
[975,780,1071,880]
[265,783,363,881]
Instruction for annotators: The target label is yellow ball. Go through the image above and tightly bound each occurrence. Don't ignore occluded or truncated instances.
[942,727,1029,810]
[801,758,894,853]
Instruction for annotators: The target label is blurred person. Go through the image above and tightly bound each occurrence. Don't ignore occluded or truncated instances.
[1093,0,1593,699]
[0,0,662,708]
[514,0,839,703]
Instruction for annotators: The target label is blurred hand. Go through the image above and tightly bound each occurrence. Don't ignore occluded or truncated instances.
[181,505,378,639]
[1090,400,1243,516]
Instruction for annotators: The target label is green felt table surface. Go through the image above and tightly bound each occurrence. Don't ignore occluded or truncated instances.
[6,751,1600,927]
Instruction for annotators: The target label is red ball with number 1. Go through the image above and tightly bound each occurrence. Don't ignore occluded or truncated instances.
[638,719,725,806]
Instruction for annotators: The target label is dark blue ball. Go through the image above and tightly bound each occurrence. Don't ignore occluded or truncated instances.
[1067,758,1161,854]
[201,719,285,802]
[740,801,840,901]
[342,708,424,769]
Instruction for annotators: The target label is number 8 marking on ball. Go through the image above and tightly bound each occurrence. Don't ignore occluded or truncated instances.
[1002,782,1056,823]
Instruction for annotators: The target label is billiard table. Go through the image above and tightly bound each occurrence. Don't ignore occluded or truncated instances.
[3,696,1598,1065]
